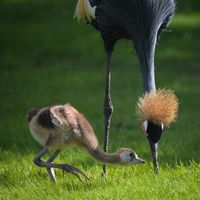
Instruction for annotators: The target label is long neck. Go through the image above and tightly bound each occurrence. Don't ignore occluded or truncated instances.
[86,145,120,164]
[136,34,157,93]
[75,112,121,164]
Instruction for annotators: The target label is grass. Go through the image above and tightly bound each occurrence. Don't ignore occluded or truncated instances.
[0,0,200,199]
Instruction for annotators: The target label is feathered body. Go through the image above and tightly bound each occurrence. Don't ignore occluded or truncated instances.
[28,104,144,165]
[74,0,175,92]
[29,105,99,151]
[75,0,175,53]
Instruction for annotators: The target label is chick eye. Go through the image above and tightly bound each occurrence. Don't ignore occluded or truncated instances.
[129,152,133,157]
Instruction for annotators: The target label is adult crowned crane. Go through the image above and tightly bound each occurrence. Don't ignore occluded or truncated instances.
[74,0,176,174]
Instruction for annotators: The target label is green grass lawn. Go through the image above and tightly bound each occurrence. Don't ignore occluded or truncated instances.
[0,0,200,199]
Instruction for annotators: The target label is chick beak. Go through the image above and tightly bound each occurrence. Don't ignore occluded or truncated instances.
[131,157,146,164]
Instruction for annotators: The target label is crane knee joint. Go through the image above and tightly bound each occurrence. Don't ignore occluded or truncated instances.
[104,105,113,116]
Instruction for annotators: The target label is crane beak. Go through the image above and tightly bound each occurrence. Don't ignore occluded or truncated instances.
[148,137,159,174]
[141,120,164,174]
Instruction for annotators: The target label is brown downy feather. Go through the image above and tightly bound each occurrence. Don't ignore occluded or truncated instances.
[136,89,179,127]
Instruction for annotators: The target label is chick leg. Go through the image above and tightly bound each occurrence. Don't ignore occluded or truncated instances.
[46,150,61,182]
[34,148,90,182]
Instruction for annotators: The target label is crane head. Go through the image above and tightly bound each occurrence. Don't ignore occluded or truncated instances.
[136,89,179,173]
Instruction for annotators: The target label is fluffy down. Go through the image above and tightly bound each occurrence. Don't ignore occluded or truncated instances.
[136,89,179,127]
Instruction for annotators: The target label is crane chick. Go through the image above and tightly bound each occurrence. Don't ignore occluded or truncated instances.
[27,104,145,182]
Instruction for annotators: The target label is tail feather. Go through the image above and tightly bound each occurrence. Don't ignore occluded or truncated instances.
[74,0,96,22]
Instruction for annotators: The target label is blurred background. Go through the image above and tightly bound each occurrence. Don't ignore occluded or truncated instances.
[0,0,200,164]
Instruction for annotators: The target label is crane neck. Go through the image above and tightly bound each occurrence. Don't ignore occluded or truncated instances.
[135,33,157,93]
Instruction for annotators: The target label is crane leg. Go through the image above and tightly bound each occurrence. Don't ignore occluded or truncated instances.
[103,52,113,175]
[46,150,61,182]
[33,148,90,182]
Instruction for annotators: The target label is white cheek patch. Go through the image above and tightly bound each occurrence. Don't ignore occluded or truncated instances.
[141,120,148,136]
[143,120,148,131]
[161,122,164,130]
